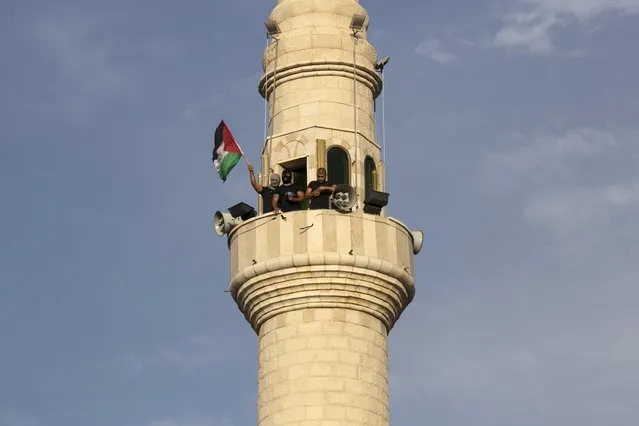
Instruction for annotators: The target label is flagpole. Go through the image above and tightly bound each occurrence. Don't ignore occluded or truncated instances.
[236,140,251,167]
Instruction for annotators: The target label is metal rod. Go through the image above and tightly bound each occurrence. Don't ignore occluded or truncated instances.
[262,36,269,185]
[352,32,360,210]
[267,37,279,176]
[381,69,386,180]
[262,124,379,146]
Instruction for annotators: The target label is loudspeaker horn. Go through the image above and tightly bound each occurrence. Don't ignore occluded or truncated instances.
[411,230,424,255]
[214,211,237,236]
[331,184,357,212]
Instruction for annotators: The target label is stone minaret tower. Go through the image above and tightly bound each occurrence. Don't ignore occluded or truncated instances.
[221,1,422,425]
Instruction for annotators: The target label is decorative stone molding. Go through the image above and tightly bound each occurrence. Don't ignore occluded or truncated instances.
[231,259,414,333]
[227,211,417,336]
[259,61,382,99]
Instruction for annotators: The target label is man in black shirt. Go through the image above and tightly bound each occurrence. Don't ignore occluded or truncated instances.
[305,167,337,210]
[248,164,280,214]
[272,170,304,213]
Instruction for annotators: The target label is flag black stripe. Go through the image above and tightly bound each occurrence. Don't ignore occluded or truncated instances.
[212,120,225,162]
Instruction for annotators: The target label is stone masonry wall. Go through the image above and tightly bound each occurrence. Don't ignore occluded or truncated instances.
[257,308,389,426]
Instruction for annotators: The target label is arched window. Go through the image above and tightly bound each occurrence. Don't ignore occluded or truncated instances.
[327,146,349,185]
[364,156,377,198]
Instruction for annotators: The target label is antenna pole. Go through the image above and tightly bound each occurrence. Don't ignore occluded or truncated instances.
[267,36,280,176]
[262,36,269,156]
[352,31,360,210]
[377,60,389,216]
[381,69,387,180]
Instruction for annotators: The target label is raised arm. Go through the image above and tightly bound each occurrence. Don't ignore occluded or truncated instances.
[247,164,262,193]
[292,189,305,203]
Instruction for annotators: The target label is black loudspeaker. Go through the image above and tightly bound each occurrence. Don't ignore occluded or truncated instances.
[228,202,257,220]
[363,190,389,215]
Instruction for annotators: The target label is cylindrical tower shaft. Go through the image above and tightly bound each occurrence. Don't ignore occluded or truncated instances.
[258,309,389,425]
[229,211,416,426]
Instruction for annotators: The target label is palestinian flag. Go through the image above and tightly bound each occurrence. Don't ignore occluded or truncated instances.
[212,120,242,182]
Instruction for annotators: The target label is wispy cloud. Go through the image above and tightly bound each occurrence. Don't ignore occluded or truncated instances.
[479,127,617,196]
[492,10,558,54]
[118,333,236,376]
[392,295,639,422]
[492,0,639,54]
[524,181,639,236]
[523,0,639,20]
[415,38,458,64]
[479,125,639,259]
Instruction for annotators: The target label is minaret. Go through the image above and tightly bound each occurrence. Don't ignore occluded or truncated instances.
[218,1,423,425]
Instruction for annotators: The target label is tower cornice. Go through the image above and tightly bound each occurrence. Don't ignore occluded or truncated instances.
[231,256,414,333]
[227,211,417,334]
[259,61,382,99]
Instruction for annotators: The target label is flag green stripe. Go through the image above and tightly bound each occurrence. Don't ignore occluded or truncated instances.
[218,152,241,181]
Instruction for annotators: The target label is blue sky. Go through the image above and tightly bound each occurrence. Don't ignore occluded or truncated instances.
[1,0,638,425]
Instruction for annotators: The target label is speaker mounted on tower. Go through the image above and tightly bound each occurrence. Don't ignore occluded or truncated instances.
[331,184,357,212]
[363,190,389,215]
[214,202,257,236]
[228,202,257,221]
